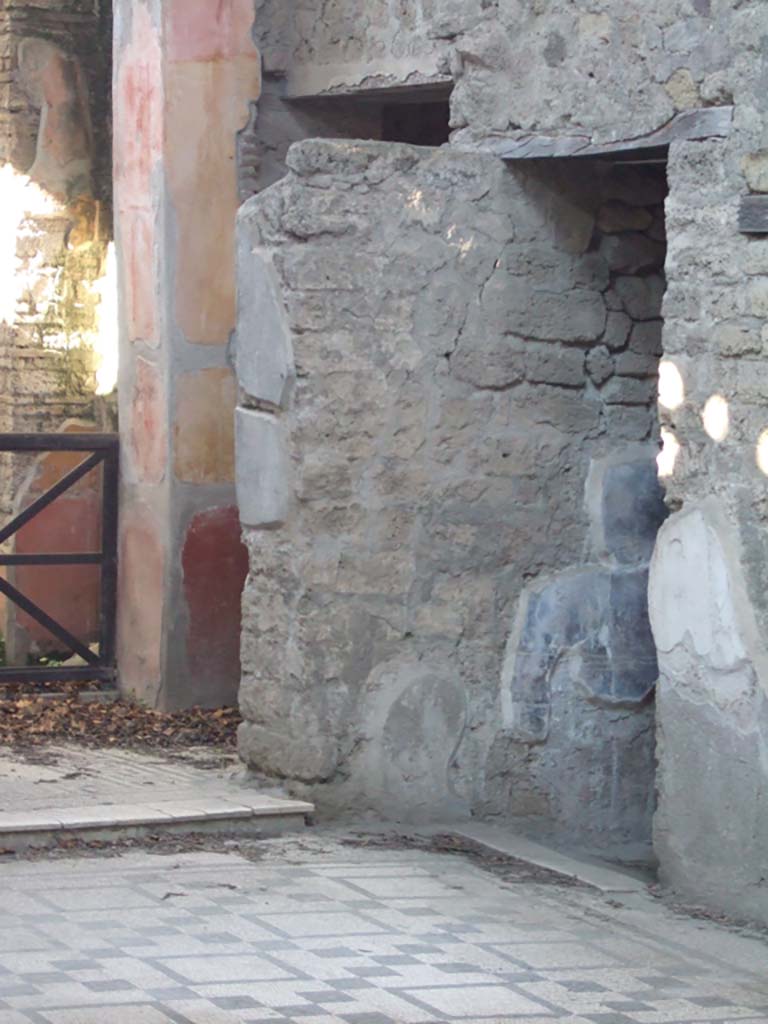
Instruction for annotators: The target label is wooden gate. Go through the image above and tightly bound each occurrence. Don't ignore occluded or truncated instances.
[0,433,118,684]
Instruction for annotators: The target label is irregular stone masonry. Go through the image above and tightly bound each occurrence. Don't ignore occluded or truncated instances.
[235,139,667,854]
[229,0,768,929]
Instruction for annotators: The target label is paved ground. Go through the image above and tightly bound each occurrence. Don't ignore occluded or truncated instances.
[0,831,766,1024]
[0,746,243,812]
[0,746,311,841]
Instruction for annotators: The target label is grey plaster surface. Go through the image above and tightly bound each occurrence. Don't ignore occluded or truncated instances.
[0,831,766,1023]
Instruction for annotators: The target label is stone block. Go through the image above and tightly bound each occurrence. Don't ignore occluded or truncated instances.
[614,349,659,378]
[601,376,658,406]
[600,233,666,274]
[235,246,296,408]
[664,68,700,109]
[450,330,525,389]
[585,345,614,385]
[523,341,585,386]
[614,275,666,320]
[238,721,338,783]
[235,407,290,528]
[602,311,633,350]
[629,320,664,356]
[603,406,655,441]
[715,324,761,358]
[742,150,768,193]
[496,279,607,343]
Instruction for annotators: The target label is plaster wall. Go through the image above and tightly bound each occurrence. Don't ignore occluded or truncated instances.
[114,0,256,708]
[235,139,666,848]
[646,29,768,921]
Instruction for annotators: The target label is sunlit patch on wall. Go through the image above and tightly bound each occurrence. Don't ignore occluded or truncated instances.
[94,243,119,395]
[702,394,729,442]
[658,360,684,411]
[0,164,57,325]
[756,430,768,476]
[657,427,680,478]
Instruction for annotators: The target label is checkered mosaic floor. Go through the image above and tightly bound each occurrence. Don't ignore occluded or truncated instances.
[0,833,766,1024]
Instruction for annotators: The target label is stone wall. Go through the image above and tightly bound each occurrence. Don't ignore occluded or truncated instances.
[251,1,739,135]
[233,0,768,919]
[235,139,667,849]
[647,11,768,924]
[253,0,447,96]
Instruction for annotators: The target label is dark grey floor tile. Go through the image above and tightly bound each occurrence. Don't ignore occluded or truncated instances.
[328,978,376,991]
[341,1015,397,1024]
[211,995,261,1009]
[84,979,137,992]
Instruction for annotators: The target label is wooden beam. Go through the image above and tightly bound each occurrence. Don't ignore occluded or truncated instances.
[739,195,768,235]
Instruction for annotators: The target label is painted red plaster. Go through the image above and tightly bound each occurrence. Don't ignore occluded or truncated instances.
[166,0,257,62]
[130,356,166,483]
[114,3,162,206]
[181,506,248,704]
[7,450,100,660]
[114,1,162,345]
[122,208,158,346]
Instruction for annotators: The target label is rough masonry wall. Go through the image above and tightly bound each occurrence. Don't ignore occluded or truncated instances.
[253,1,738,136]
[647,6,768,924]
[236,139,666,847]
[253,0,446,96]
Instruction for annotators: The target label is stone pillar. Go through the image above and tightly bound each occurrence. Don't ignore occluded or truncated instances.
[114,0,258,708]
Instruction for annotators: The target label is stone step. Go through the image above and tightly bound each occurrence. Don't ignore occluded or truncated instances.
[0,793,314,853]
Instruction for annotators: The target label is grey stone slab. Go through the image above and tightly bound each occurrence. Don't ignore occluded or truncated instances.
[346,966,399,978]
[234,244,296,408]
[211,995,261,1009]
[436,825,647,894]
[328,979,377,991]
[586,1015,636,1024]
[340,1015,397,1024]
[235,408,291,529]
[83,980,137,992]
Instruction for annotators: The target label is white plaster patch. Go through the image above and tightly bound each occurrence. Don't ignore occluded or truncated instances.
[235,407,291,528]
[649,506,764,703]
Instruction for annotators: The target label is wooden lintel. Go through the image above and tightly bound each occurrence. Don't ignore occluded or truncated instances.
[453,106,734,162]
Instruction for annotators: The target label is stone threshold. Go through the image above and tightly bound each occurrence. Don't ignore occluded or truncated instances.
[424,822,650,894]
[0,794,314,852]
